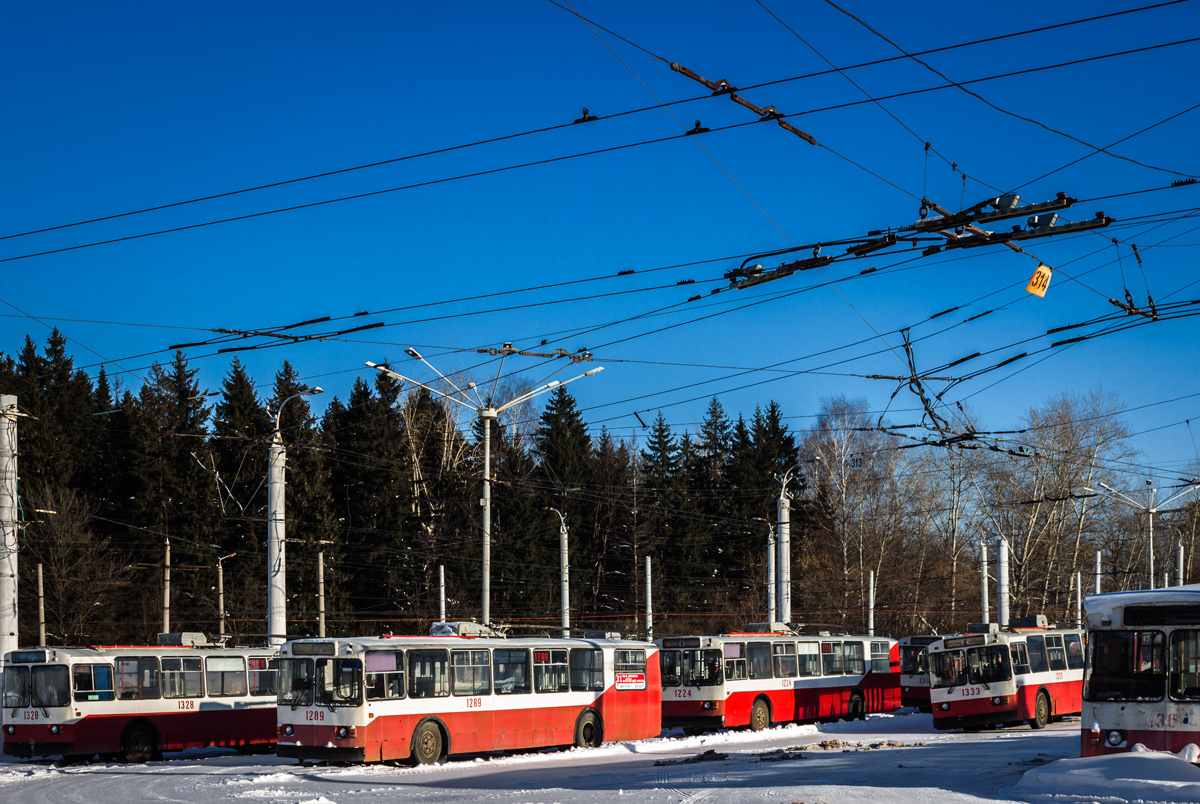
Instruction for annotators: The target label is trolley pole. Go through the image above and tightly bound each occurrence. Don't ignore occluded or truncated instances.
[1179,542,1185,587]
[438,564,446,623]
[868,570,875,636]
[1,395,20,664]
[482,409,494,626]
[1095,549,1102,594]
[317,551,326,638]
[217,552,235,639]
[1076,572,1083,629]
[163,535,171,636]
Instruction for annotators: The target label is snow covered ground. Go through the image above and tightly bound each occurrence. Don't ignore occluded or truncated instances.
[3,712,1200,804]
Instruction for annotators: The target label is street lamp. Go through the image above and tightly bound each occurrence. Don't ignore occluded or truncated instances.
[546,508,570,637]
[268,386,323,645]
[750,517,776,623]
[1085,478,1200,590]
[366,352,603,626]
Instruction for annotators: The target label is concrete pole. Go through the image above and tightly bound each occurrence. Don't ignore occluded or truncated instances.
[997,539,1010,627]
[560,518,570,639]
[317,551,326,638]
[1148,481,1156,590]
[438,564,445,624]
[766,525,776,624]
[777,492,791,623]
[481,409,495,626]
[267,432,287,644]
[1179,542,1185,587]
[0,395,19,664]
[218,558,226,639]
[1076,572,1083,629]
[1095,550,1102,594]
[868,570,875,637]
[162,536,171,636]
[980,537,990,624]
[645,556,653,642]
[38,563,45,647]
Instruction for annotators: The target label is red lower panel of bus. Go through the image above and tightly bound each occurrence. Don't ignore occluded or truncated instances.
[281,686,661,763]
[933,679,1081,729]
[4,708,276,758]
[663,675,900,730]
[1081,725,1200,757]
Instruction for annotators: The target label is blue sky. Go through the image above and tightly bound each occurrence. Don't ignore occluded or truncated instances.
[3,1,1199,484]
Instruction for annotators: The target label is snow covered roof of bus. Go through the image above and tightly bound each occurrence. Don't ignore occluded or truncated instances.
[1084,584,1200,620]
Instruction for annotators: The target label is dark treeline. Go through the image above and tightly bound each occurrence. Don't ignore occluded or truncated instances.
[2,331,1195,647]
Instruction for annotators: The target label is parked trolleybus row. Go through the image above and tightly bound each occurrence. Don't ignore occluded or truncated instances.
[9,592,1200,765]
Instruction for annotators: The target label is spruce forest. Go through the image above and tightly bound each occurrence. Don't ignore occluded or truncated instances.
[3,330,1196,647]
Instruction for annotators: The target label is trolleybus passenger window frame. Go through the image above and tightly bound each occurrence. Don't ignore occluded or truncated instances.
[73,663,115,702]
[408,649,450,699]
[822,642,844,676]
[365,650,406,701]
[569,648,604,691]
[772,642,798,678]
[452,649,493,696]
[534,649,570,693]
[659,650,682,687]
[747,642,772,680]
[248,657,278,697]
[797,642,821,677]
[493,649,530,695]
[161,656,204,698]
[844,641,866,675]
[116,656,160,700]
[723,642,747,680]
[1064,634,1084,671]
[870,641,892,673]
[1045,635,1068,672]
[1169,630,1200,701]
[206,655,248,697]
[1084,629,1165,702]
[1011,642,1030,675]
[1025,635,1050,674]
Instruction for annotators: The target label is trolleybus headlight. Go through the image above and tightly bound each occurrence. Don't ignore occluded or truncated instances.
[903,686,911,693]
[49,725,60,734]
[991,696,1003,706]
[3,725,13,735]
[283,725,294,737]
[939,703,950,711]
[337,726,350,739]
[702,701,713,710]
[1106,730,1125,747]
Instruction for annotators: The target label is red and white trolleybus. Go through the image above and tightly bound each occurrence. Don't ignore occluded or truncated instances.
[656,626,900,732]
[928,617,1084,731]
[1082,584,1200,756]
[898,635,941,711]
[274,623,661,764]
[2,634,278,761]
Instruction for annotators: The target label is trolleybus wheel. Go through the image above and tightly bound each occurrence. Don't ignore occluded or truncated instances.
[120,723,158,763]
[848,692,866,721]
[1029,691,1050,730]
[750,698,770,732]
[411,721,443,765]
[574,711,603,748]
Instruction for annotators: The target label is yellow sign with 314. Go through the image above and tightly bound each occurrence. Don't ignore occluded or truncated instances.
[1026,263,1052,298]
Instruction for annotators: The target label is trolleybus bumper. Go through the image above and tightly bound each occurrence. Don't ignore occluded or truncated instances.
[4,741,73,758]
[932,711,1017,730]
[276,742,366,762]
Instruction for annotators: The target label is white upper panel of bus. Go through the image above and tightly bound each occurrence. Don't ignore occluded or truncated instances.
[1084,584,1200,624]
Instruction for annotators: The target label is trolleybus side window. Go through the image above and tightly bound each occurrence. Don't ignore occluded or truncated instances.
[1084,630,1164,701]
[844,641,866,675]
[1045,635,1068,672]
[248,657,278,697]
[365,650,405,700]
[870,641,892,673]
[747,642,772,680]
[315,657,361,705]
[206,656,247,697]
[1025,636,1050,674]
[797,642,821,677]
[967,646,1012,685]
[494,649,530,695]
[1064,634,1084,670]
[569,648,604,691]
[162,656,204,698]
[1011,642,1030,675]
[615,649,647,675]
[679,649,722,686]
[116,656,160,700]
[822,642,844,675]
[453,649,492,696]
[724,642,747,680]
[73,663,115,702]
[408,650,450,698]
[533,649,569,693]
[772,642,798,678]
[1169,630,1200,701]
